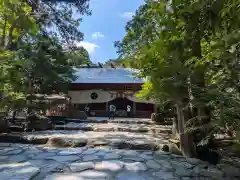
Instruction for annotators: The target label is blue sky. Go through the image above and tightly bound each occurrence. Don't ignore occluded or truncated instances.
[76,0,144,63]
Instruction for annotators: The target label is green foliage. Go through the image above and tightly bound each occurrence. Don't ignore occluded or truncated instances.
[104,58,126,66]
[0,0,90,114]
[67,46,92,67]
[116,0,240,154]
[18,35,75,93]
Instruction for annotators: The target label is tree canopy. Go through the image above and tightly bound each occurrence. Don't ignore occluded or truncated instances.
[0,0,90,111]
[67,46,92,67]
[116,0,240,157]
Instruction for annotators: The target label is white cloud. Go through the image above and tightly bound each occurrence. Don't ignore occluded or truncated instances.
[92,32,104,40]
[120,12,135,19]
[75,41,99,55]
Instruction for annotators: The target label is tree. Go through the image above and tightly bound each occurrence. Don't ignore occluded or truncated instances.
[18,34,75,94]
[25,0,90,44]
[67,46,92,67]
[116,0,240,158]
[0,0,38,49]
[0,0,90,115]
[104,59,127,67]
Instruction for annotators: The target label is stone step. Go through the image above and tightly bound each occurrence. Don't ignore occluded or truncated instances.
[110,120,172,126]
[54,125,150,133]
[109,120,154,125]
[0,132,168,151]
[65,118,108,124]
[54,122,172,134]
[0,135,161,151]
[64,118,157,125]
[0,133,48,145]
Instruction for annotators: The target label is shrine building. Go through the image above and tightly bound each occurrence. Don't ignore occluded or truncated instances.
[68,66,156,118]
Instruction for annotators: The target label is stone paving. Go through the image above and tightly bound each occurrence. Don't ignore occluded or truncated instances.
[73,117,155,124]
[21,121,172,150]
[1,118,240,179]
[21,129,170,150]
[0,143,240,180]
[55,122,171,133]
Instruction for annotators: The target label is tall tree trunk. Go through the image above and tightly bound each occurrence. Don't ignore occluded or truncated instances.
[190,31,213,151]
[172,117,179,137]
[5,19,18,50]
[27,76,33,114]
[5,14,25,50]
[176,103,196,157]
[0,17,7,47]
[191,30,210,122]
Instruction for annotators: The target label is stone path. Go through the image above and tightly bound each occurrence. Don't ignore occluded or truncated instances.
[55,122,171,133]
[70,117,155,125]
[22,129,170,150]
[0,143,240,180]
[20,120,172,151]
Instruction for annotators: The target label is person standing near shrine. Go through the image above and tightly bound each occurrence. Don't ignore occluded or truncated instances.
[127,105,132,117]
[109,104,116,120]
[84,104,90,116]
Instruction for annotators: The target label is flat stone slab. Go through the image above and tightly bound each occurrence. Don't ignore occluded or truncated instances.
[116,172,146,180]
[0,156,8,161]
[83,155,100,161]
[95,149,113,156]
[152,170,175,179]
[103,153,121,159]
[24,148,43,155]
[0,143,11,147]
[91,140,109,146]
[0,148,17,155]
[0,162,40,180]
[122,156,145,162]
[155,159,173,169]
[48,155,80,162]
[171,160,194,169]
[175,167,195,177]
[95,160,124,171]
[8,155,27,163]
[124,162,147,171]
[140,153,153,160]
[218,164,240,177]
[27,160,62,173]
[121,150,139,157]
[6,149,24,155]
[32,152,57,160]
[44,170,113,180]
[194,166,224,178]
[70,162,94,172]
[82,148,98,155]
[146,160,161,169]
[42,147,60,153]
[58,148,84,155]
[186,157,204,165]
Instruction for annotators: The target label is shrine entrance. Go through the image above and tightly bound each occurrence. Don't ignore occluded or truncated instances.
[109,98,134,117]
[109,98,133,110]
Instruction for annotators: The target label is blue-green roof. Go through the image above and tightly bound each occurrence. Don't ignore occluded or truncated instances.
[73,68,144,84]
